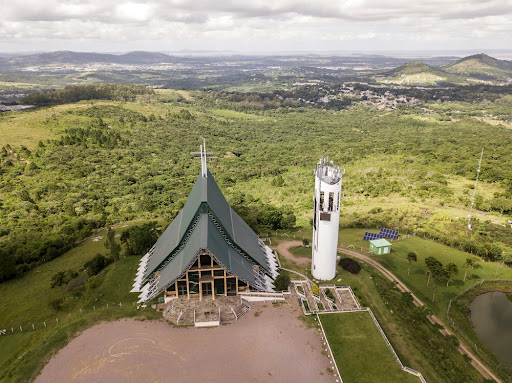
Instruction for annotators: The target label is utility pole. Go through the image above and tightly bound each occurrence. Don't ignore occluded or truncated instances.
[467,148,484,231]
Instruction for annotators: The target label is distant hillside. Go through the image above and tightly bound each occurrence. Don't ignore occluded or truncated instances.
[3,51,192,68]
[443,53,512,81]
[379,61,466,85]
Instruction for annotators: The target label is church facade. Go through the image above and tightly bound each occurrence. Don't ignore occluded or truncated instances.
[132,147,278,303]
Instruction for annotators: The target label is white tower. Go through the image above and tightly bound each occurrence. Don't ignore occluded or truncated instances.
[312,157,344,281]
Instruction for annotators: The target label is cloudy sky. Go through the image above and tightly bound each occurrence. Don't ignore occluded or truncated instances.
[1,0,511,53]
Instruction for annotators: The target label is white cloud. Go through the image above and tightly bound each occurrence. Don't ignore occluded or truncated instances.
[1,0,511,52]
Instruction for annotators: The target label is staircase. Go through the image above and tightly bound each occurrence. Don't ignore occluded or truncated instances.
[233,301,250,319]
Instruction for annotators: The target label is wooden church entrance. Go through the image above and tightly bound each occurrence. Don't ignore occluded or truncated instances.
[201,281,213,297]
[165,252,251,301]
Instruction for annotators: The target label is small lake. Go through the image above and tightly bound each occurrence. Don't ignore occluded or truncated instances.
[471,291,512,366]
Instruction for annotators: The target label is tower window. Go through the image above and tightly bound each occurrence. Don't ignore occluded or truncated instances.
[320,192,324,211]
[328,192,334,212]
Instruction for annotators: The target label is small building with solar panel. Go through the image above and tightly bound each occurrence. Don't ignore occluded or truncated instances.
[369,238,392,255]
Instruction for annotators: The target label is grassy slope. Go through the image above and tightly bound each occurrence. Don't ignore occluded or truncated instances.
[0,221,163,382]
[0,219,161,327]
[320,311,419,383]
[275,231,509,382]
[0,101,116,148]
[336,228,512,314]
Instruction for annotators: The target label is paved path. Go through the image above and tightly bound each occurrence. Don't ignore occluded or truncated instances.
[339,248,502,383]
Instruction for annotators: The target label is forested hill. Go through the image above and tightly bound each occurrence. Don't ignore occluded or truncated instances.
[1,86,512,283]
[21,84,154,106]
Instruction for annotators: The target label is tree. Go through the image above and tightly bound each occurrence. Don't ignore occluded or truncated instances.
[273,274,290,291]
[104,227,121,260]
[258,206,283,231]
[463,258,476,282]
[120,221,160,256]
[425,256,443,302]
[281,213,296,229]
[51,271,70,302]
[302,238,309,247]
[445,262,458,286]
[406,252,417,276]
[84,254,110,276]
[0,250,16,282]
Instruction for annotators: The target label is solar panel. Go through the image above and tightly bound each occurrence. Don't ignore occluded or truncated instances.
[379,228,399,240]
[363,232,384,241]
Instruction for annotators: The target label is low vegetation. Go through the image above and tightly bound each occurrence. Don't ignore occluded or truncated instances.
[320,311,419,383]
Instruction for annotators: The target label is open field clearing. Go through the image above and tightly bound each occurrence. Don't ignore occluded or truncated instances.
[35,302,332,383]
[320,311,420,383]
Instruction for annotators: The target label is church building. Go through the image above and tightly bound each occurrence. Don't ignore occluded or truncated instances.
[132,143,279,303]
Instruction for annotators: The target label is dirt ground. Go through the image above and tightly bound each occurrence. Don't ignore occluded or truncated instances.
[35,301,334,383]
[273,240,310,265]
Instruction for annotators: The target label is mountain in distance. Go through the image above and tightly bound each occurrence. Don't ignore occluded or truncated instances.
[443,53,512,81]
[378,61,467,85]
[4,51,192,68]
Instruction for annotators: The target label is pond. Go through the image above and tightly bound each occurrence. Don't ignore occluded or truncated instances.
[471,291,512,366]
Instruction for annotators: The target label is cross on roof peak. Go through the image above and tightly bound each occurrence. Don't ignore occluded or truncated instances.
[190,138,216,177]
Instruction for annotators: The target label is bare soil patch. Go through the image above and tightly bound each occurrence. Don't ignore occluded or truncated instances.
[36,300,332,383]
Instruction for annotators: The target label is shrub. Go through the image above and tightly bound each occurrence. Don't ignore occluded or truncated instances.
[83,254,111,276]
[311,284,320,296]
[273,274,290,291]
[338,258,361,274]
[49,299,63,311]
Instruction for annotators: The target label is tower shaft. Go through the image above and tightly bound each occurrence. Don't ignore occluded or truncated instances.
[312,157,343,280]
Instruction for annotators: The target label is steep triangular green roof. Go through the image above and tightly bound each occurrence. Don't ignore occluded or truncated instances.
[156,215,259,292]
[143,170,269,282]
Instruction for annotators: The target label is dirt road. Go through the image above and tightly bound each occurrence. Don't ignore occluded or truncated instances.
[339,247,502,383]
[273,240,310,265]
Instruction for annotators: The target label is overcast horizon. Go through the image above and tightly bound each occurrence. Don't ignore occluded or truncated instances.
[2,0,512,54]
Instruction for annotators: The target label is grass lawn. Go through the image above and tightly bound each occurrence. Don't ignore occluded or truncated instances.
[0,219,165,382]
[273,233,490,383]
[0,218,161,327]
[373,236,512,316]
[320,311,420,383]
[335,228,512,316]
[289,245,311,258]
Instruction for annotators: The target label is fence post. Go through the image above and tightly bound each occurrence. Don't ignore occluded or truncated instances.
[44,322,46,328]
[32,324,34,330]
[93,306,95,311]
[107,303,109,309]
[20,326,22,332]
[56,318,58,323]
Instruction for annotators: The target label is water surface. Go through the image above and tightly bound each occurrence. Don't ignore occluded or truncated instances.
[471,291,512,366]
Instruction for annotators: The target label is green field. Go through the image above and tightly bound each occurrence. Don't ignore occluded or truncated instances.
[367,236,512,315]
[0,219,163,383]
[320,311,420,383]
[288,245,311,258]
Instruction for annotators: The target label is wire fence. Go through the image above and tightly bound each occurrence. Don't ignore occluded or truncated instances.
[0,300,145,337]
